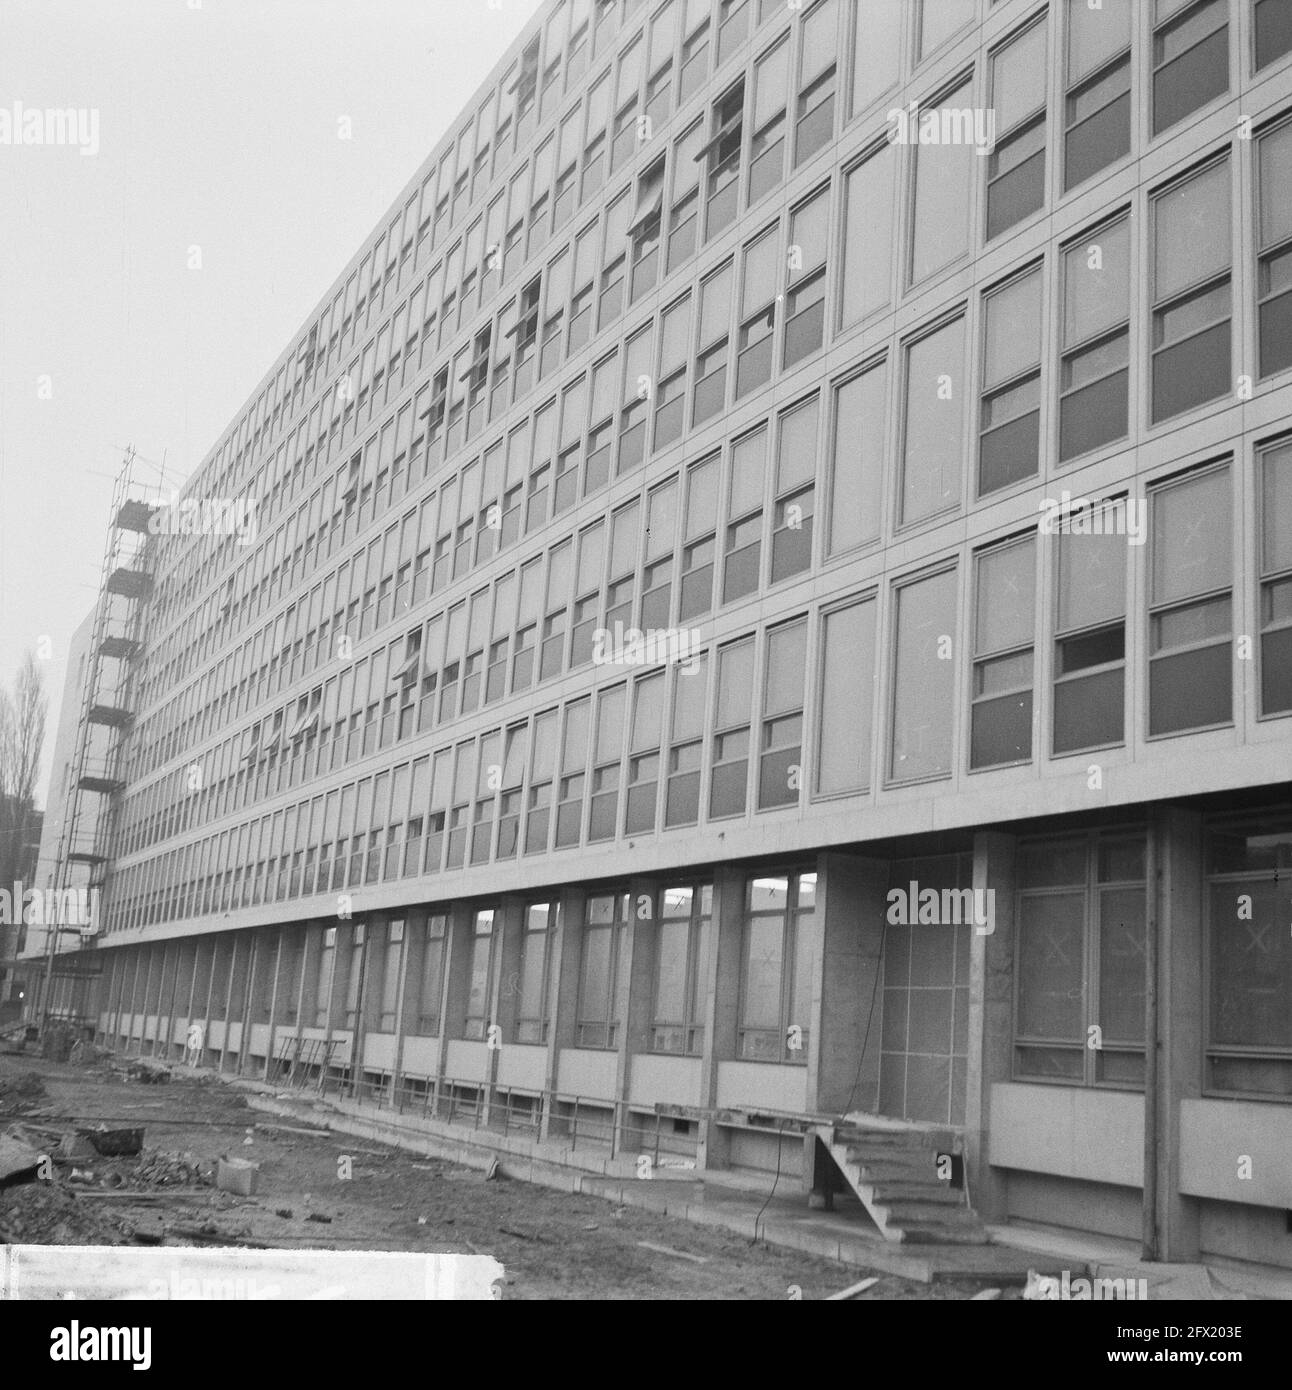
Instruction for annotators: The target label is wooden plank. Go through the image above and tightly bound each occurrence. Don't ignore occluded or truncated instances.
[826,1276,880,1301]
[636,1241,709,1265]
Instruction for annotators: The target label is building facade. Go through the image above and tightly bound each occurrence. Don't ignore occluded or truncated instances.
[43,0,1292,1269]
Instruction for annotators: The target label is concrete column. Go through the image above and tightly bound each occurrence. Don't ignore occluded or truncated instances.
[135,946,157,1055]
[432,903,473,1105]
[216,934,242,1073]
[541,886,586,1141]
[262,927,286,1081]
[389,908,423,1108]
[965,830,1018,1224]
[1152,806,1204,1260]
[108,949,129,1046]
[697,864,745,1170]
[618,877,659,1139]
[158,941,183,1060]
[809,852,890,1117]
[493,896,527,1046]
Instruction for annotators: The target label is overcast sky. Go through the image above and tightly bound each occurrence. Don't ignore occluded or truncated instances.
[0,0,544,808]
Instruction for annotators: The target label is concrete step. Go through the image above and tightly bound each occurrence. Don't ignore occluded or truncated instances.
[869,1182,963,1206]
[834,1127,954,1151]
[882,1200,982,1227]
[845,1146,942,1174]
[899,1221,990,1246]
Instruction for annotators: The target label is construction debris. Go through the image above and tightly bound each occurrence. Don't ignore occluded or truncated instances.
[637,1240,710,1265]
[825,1275,880,1300]
[0,1130,43,1184]
[215,1157,260,1196]
[0,1071,48,1115]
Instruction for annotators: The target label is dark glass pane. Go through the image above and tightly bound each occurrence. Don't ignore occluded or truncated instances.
[1259,287,1292,378]
[736,335,774,398]
[1059,367,1128,460]
[625,783,657,834]
[1261,624,1292,714]
[758,748,799,808]
[795,94,835,165]
[693,367,726,425]
[1151,319,1230,423]
[709,761,747,817]
[1256,0,1292,70]
[986,149,1045,241]
[1064,91,1130,190]
[1053,667,1124,753]
[654,395,685,450]
[723,542,760,602]
[707,179,739,239]
[748,138,783,204]
[783,300,824,366]
[665,771,700,826]
[1152,27,1228,136]
[1058,627,1124,674]
[1149,643,1232,734]
[678,565,713,621]
[617,421,646,474]
[970,689,1033,768]
[770,519,812,583]
[979,409,1039,493]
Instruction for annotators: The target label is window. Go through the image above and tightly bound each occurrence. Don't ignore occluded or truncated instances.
[666,654,708,826]
[987,19,1048,241]
[918,0,973,61]
[497,723,527,857]
[646,1,677,129]
[1015,834,1147,1086]
[588,684,627,841]
[723,425,767,600]
[1148,464,1233,735]
[599,191,631,332]
[901,316,965,526]
[784,189,828,367]
[525,709,559,853]
[517,902,556,1043]
[1152,0,1227,137]
[413,913,447,1035]
[1064,0,1132,190]
[652,883,712,1053]
[828,362,885,555]
[841,142,895,328]
[540,540,573,681]
[694,260,733,425]
[771,396,817,582]
[1255,0,1292,70]
[668,122,703,273]
[680,0,712,103]
[1151,159,1231,423]
[570,522,606,667]
[680,454,719,620]
[738,871,816,1061]
[889,567,957,782]
[749,37,789,204]
[971,538,1036,769]
[626,671,666,833]
[795,0,838,165]
[1053,522,1127,754]
[1205,814,1292,1096]
[759,619,806,808]
[711,636,754,816]
[464,908,498,1040]
[718,0,749,65]
[703,80,745,240]
[577,891,630,1047]
[629,158,666,302]
[736,226,779,398]
[1260,442,1292,716]
[582,73,611,202]
[655,294,691,451]
[611,35,644,173]
[1257,119,1292,379]
[1059,215,1130,460]
[642,479,677,627]
[618,329,652,476]
[979,267,1042,495]
[817,597,876,795]
[909,79,974,284]
[850,0,901,116]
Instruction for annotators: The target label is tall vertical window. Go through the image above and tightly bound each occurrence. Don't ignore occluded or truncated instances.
[629,157,666,302]
[517,901,555,1043]
[1205,815,1292,1097]
[704,80,746,240]
[784,188,828,367]
[711,637,754,817]
[1064,0,1132,190]
[1255,0,1292,70]
[414,913,447,1035]
[464,908,498,1039]
[654,294,691,451]
[1059,215,1130,460]
[850,0,901,116]
[918,0,973,61]
[577,891,629,1048]
[909,80,974,285]
[626,672,666,833]
[680,0,712,103]
[718,0,750,65]
[1149,464,1233,735]
[739,871,816,1061]
[889,567,957,782]
[555,698,590,849]
[666,654,708,826]
[646,1,677,128]
[694,261,733,426]
[652,883,712,1054]
[1152,0,1228,137]
[749,37,789,204]
[759,619,807,808]
[841,143,895,329]
[668,121,703,273]
[680,454,719,620]
[817,598,875,795]
[771,396,817,582]
[525,708,558,853]
[1257,119,1292,380]
[588,684,627,842]
[987,19,1048,241]
[901,316,965,526]
[497,723,527,857]
[827,362,885,555]
[1258,441,1292,716]
[979,266,1042,495]
[642,479,678,628]
[1151,159,1231,423]
[795,0,838,165]
[723,425,767,601]
[1053,523,1127,754]
[570,522,606,667]
[540,540,573,682]
[971,538,1036,769]
[737,226,779,399]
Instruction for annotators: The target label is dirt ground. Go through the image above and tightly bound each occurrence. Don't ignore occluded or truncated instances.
[0,1051,988,1300]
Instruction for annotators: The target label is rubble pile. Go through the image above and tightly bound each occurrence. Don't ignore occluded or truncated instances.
[131,1149,212,1188]
[0,1072,48,1115]
[0,1182,129,1246]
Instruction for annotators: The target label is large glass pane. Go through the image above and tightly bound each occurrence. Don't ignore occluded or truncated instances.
[890,568,957,781]
[901,318,964,525]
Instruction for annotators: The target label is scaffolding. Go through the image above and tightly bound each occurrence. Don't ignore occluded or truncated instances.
[35,448,157,1029]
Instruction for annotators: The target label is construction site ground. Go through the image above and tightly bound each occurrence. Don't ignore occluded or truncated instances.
[0,1050,1010,1299]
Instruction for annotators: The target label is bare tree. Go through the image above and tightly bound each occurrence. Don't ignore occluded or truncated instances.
[0,653,49,977]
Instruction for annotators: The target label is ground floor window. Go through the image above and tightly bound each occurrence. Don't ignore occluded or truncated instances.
[1206,813,1292,1098]
[577,891,630,1049]
[1014,832,1146,1087]
[651,883,711,1055]
[738,870,815,1063]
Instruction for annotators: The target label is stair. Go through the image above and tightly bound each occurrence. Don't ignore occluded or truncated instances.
[813,1122,989,1245]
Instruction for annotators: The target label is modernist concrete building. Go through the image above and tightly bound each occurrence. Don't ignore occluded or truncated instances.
[39,0,1292,1269]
